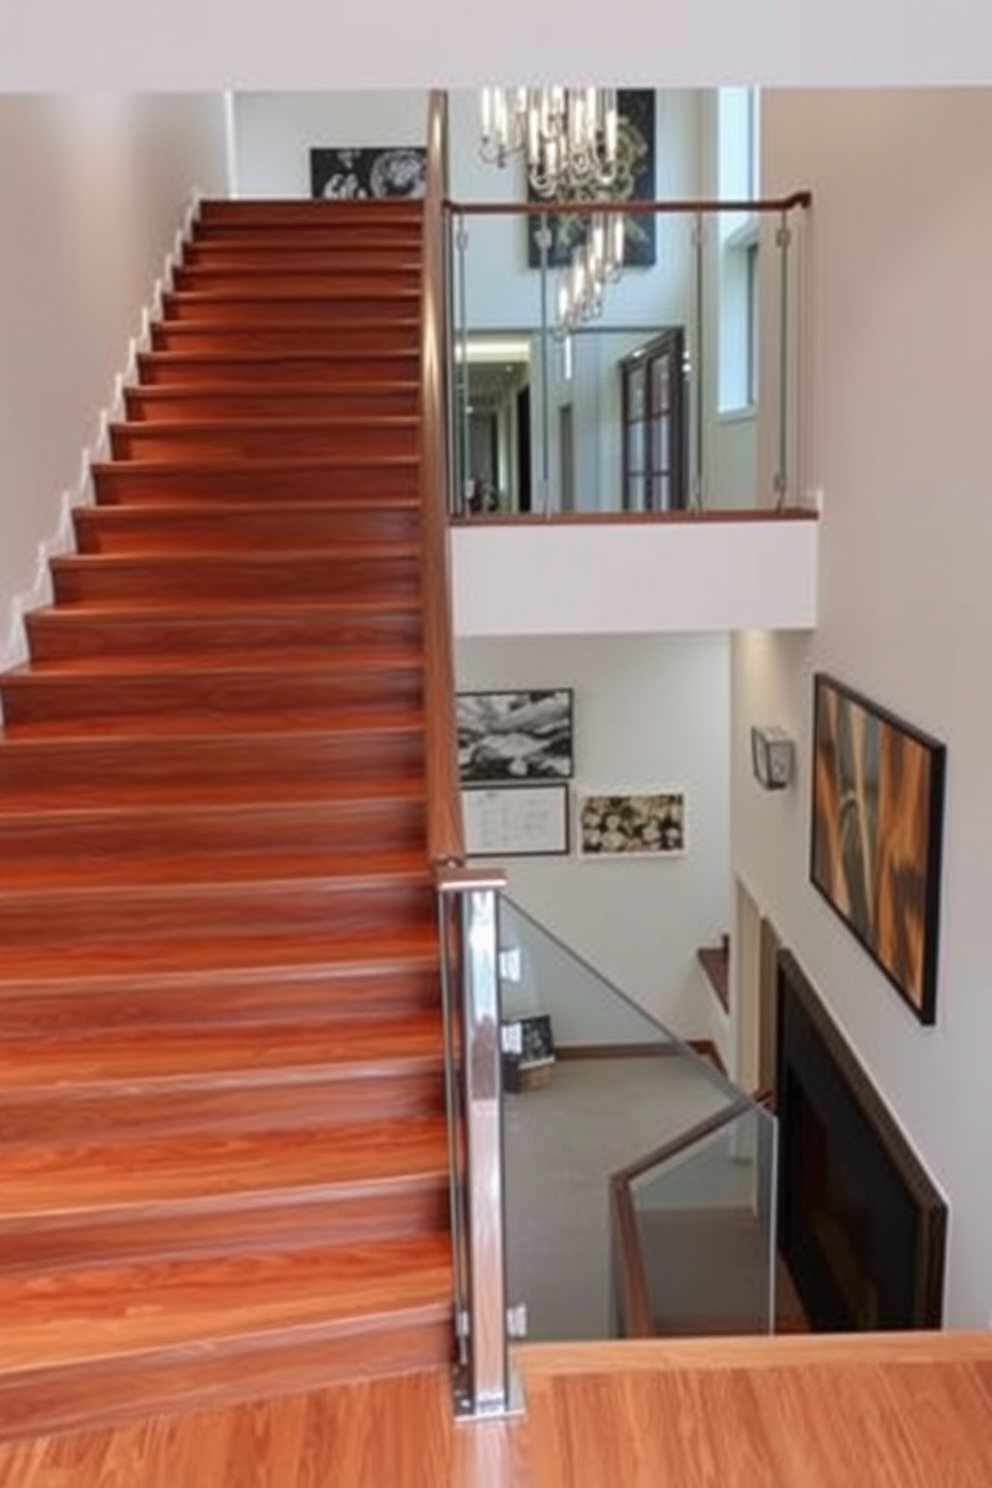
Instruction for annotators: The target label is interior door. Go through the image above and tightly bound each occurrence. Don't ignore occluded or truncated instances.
[620,329,686,511]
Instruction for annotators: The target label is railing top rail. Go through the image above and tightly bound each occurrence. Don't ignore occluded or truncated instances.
[444,190,812,218]
[611,1094,760,1189]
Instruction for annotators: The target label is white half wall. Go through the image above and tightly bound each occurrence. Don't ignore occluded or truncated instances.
[456,632,731,1038]
[0,93,228,672]
[733,87,992,1328]
[232,91,428,198]
[452,518,818,637]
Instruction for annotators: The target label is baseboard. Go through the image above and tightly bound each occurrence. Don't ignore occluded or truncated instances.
[0,190,202,692]
[556,1040,727,1075]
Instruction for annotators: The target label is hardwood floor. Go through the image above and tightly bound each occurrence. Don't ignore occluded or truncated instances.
[2,1335,991,1487]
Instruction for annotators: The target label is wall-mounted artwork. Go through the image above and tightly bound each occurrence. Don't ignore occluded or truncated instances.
[310,147,426,200]
[457,689,574,785]
[463,784,570,858]
[578,791,684,857]
[810,673,946,1025]
[526,90,657,269]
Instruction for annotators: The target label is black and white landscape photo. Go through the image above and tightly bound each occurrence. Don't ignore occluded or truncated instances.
[457,690,574,785]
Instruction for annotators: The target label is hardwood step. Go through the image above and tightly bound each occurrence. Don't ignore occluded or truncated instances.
[0,853,434,952]
[0,1113,448,1221]
[1,652,423,728]
[73,503,419,556]
[0,1233,452,1440]
[50,549,421,605]
[0,1173,449,1282]
[172,263,421,293]
[91,455,418,505]
[181,241,421,272]
[108,415,418,462]
[25,599,422,664]
[124,382,419,422]
[150,320,420,355]
[1,1012,443,1099]
[0,789,426,870]
[0,1029,446,1154]
[136,348,420,386]
[196,199,423,225]
[162,288,420,324]
[0,932,443,1036]
[0,720,425,802]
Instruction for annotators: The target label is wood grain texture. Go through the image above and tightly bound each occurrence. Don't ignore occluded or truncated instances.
[420,92,465,868]
[0,192,456,1435]
[2,1336,991,1486]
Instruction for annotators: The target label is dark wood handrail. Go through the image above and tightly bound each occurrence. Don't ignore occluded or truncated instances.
[611,1095,756,1189]
[609,1176,655,1338]
[419,90,465,867]
[445,191,812,218]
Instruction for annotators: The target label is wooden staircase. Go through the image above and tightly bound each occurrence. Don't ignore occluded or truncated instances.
[0,199,455,1440]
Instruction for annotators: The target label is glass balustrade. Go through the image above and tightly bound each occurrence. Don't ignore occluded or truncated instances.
[437,874,779,1422]
[445,196,808,518]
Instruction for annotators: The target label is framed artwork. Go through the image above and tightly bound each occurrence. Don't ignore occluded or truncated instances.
[527,90,657,269]
[457,689,574,785]
[578,791,685,857]
[810,673,946,1025]
[463,783,570,858]
[310,146,426,200]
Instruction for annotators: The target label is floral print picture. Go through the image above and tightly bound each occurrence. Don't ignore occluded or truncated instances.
[578,791,685,857]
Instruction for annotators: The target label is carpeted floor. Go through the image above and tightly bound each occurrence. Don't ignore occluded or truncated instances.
[502,1053,775,1342]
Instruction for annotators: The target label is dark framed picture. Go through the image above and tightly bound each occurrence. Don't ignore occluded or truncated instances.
[310,146,426,200]
[810,673,946,1025]
[578,791,685,857]
[456,689,574,785]
[463,783,570,858]
[527,90,656,269]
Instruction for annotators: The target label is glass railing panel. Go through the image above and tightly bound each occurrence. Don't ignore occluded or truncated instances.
[435,882,470,1370]
[446,197,808,517]
[621,1101,779,1338]
[497,892,749,1343]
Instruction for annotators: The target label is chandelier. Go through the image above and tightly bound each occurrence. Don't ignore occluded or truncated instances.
[554,212,624,339]
[479,87,619,198]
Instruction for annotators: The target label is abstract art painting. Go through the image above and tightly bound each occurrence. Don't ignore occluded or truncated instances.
[810,673,946,1024]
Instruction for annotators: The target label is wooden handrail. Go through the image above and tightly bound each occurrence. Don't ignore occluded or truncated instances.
[444,191,812,218]
[611,1095,756,1189]
[419,90,465,868]
[609,1176,655,1338]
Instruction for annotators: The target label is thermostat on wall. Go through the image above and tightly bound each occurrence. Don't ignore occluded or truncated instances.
[751,725,795,791]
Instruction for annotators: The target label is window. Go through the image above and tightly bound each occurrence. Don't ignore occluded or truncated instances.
[716,88,760,415]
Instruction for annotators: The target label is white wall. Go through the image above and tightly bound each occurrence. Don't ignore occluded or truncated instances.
[232,91,428,197]
[733,88,992,1328]
[457,633,731,1036]
[0,94,228,671]
[0,1,986,90]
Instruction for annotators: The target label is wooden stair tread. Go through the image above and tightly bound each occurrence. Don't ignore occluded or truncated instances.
[5,647,422,678]
[92,452,419,475]
[0,923,439,994]
[124,380,419,400]
[0,704,424,742]
[0,1113,449,1216]
[0,920,439,985]
[0,1232,450,1376]
[0,1013,443,1093]
[0,839,428,891]
[109,415,419,436]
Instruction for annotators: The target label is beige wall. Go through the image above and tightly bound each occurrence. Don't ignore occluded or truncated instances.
[733,88,992,1327]
[0,95,228,674]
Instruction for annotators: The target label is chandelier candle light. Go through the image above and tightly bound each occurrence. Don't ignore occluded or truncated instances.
[479,87,628,336]
[479,87,620,198]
